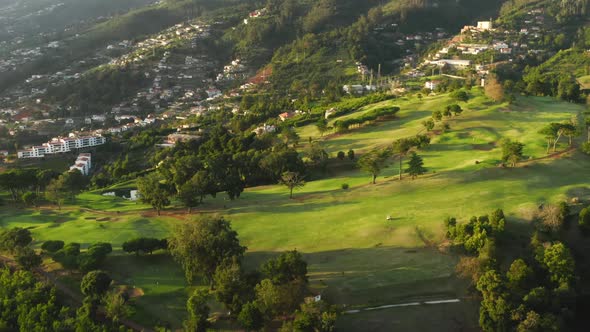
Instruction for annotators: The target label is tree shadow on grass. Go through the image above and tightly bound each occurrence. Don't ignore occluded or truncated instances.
[244,246,462,307]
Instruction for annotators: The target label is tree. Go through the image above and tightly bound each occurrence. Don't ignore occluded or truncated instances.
[506,259,533,292]
[357,149,390,184]
[293,301,337,332]
[446,104,463,116]
[405,152,427,179]
[538,123,565,153]
[476,270,511,332]
[178,173,207,213]
[81,270,111,298]
[443,107,452,117]
[238,302,264,331]
[45,177,66,209]
[316,118,328,137]
[41,240,65,253]
[347,149,355,160]
[184,289,210,332]
[104,291,132,324]
[516,311,559,332]
[542,242,575,288]
[78,243,113,272]
[280,171,306,199]
[455,256,484,284]
[0,227,32,254]
[136,173,171,215]
[60,170,87,199]
[281,127,300,147]
[539,204,565,232]
[451,90,469,102]
[432,110,443,122]
[261,250,308,285]
[122,238,166,255]
[392,138,414,180]
[36,169,59,194]
[213,259,252,314]
[21,191,38,207]
[485,75,505,102]
[500,138,525,167]
[255,278,306,317]
[560,122,577,146]
[168,217,246,284]
[557,75,581,102]
[16,247,42,270]
[305,143,329,171]
[422,119,435,131]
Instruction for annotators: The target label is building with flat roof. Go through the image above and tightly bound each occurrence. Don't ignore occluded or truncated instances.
[69,153,92,176]
[18,135,106,159]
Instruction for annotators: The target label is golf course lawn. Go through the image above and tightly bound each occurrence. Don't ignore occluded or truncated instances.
[1,93,588,330]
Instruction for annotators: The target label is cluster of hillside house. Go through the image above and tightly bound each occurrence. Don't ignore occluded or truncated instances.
[69,153,92,176]
[17,135,106,158]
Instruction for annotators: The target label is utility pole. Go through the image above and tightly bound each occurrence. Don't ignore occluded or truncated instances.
[377,63,381,87]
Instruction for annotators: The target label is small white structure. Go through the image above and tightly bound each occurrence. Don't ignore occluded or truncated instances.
[343,85,365,95]
[477,21,493,30]
[425,81,440,91]
[430,59,472,68]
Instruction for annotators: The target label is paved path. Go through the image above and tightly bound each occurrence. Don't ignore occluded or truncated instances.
[343,298,461,314]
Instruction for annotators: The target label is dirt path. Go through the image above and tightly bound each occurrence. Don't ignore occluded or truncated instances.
[0,255,154,332]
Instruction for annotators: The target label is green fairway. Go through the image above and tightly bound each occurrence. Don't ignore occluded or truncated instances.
[1,93,588,330]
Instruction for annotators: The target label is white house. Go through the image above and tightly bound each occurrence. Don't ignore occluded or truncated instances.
[343,85,365,95]
[252,124,276,135]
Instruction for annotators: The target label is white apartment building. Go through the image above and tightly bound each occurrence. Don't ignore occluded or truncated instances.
[69,153,92,176]
[17,135,106,159]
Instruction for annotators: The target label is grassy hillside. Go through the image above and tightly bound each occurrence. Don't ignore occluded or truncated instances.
[1,92,588,329]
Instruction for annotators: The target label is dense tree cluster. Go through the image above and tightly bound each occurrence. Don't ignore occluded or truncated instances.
[500,138,525,167]
[538,121,577,153]
[137,125,306,213]
[166,216,337,330]
[333,107,400,132]
[0,228,43,271]
[446,204,582,332]
[49,241,112,272]
[0,168,60,203]
[0,247,133,332]
[122,237,167,256]
[445,209,506,255]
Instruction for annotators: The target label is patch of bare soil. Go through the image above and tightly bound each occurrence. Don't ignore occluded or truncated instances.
[127,287,145,298]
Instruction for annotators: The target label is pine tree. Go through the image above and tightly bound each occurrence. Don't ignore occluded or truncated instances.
[406,152,427,179]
